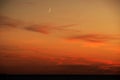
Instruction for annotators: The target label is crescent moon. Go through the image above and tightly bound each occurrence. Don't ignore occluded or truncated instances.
[48,8,52,13]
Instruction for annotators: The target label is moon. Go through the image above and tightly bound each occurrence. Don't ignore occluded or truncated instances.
[48,8,52,13]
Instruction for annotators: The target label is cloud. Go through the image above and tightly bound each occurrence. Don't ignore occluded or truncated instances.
[66,34,120,43]
[25,24,51,34]
[64,34,120,47]
[0,15,80,35]
[0,15,24,28]
[1,46,120,74]
[0,43,120,74]
[25,23,80,34]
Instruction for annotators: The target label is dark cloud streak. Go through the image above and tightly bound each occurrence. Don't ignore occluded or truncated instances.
[0,15,80,34]
[66,34,120,43]
[24,24,80,34]
[0,15,24,28]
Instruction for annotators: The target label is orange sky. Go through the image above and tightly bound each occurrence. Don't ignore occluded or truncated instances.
[0,0,120,74]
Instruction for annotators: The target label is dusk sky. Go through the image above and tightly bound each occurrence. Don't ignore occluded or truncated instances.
[0,0,120,74]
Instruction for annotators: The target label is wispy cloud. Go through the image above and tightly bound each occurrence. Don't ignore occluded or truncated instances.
[0,15,24,28]
[25,24,51,34]
[64,34,120,47]
[0,15,80,35]
[24,23,80,34]
[66,34,120,43]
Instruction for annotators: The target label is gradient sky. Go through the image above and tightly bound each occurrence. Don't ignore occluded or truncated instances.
[1,0,119,33]
[0,0,120,74]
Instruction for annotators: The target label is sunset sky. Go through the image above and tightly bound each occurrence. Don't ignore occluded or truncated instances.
[0,0,120,74]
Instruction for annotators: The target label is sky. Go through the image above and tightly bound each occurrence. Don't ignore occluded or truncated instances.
[0,0,120,74]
